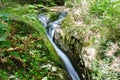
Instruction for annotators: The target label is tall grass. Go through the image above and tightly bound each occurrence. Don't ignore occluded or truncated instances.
[65,0,81,7]
[86,0,120,79]
[89,0,120,41]
[64,0,120,80]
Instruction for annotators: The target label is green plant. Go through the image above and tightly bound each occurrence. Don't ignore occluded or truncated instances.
[65,0,81,7]
[0,1,67,80]
[91,60,119,80]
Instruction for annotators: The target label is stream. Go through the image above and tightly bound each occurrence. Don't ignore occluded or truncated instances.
[38,12,81,80]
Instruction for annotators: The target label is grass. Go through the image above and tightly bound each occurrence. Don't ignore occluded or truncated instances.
[62,0,120,80]
[88,0,120,79]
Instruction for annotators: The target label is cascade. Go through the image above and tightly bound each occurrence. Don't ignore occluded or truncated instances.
[38,12,81,80]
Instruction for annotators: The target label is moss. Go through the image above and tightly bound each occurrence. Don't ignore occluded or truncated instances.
[0,2,68,80]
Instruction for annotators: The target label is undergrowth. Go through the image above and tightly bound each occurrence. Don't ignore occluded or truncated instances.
[63,0,120,80]
[0,1,66,80]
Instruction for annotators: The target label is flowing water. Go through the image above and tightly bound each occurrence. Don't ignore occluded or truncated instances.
[38,12,80,80]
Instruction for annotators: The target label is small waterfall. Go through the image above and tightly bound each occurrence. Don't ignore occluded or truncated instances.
[38,12,80,80]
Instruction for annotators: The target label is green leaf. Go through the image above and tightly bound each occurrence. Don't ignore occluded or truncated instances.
[9,51,20,57]
[0,40,11,48]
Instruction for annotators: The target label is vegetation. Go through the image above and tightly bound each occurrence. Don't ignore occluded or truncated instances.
[0,0,68,80]
[1,0,120,80]
[88,0,120,79]
[61,0,120,80]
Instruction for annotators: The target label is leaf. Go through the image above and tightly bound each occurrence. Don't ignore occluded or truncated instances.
[0,34,7,41]
[0,22,9,34]
[0,40,11,48]
[9,51,20,57]
[0,13,10,21]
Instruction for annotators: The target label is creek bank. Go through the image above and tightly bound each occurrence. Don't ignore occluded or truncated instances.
[48,7,91,80]
[38,11,83,80]
[54,3,120,80]
[0,2,70,80]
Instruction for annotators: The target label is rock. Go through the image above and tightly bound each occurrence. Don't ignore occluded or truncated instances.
[42,77,48,80]
[41,64,52,68]
[51,66,57,72]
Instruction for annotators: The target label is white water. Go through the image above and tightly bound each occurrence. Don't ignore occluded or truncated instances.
[38,12,80,80]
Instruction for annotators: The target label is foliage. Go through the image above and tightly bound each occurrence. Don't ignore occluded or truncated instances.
[0,19,62,80]
[0,0,65,6]
[91,60,119,80]
[0,1,66,80]
[90,0,120,16]
[65,0,81,7]
[89,0,120,41]
[62,0,120,80]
